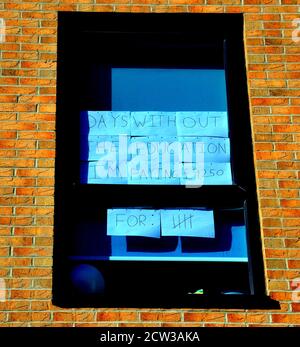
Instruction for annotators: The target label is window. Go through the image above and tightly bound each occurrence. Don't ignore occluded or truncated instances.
[54,12,278,308]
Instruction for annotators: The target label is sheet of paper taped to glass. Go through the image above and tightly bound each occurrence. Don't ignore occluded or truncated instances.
[80,111,233,186]
[107,208,215,238]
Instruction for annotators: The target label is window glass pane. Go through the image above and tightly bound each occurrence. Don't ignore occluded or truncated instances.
[80,68,233,186]
[112,68,227,111]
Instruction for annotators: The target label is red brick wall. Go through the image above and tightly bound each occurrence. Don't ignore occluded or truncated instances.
[0,1,300,327]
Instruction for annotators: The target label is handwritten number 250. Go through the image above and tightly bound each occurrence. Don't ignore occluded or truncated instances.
[204,169,224,177]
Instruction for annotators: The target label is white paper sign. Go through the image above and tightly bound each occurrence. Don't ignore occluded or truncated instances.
[107,208,215,239]
[107,209,160,238]
[161,209,215,238]
[80,111,232,185]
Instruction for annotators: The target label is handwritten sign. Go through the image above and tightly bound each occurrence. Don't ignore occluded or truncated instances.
[161,209,215,238]
[180,162,232,186]
[81,111,228,137]
[107,208,215,238]
[176,112,228,137]
[107,209,160,238]
[81,161,232,185]
[131,112,177,136]
[84,111,131,136]
[80,111,232,185]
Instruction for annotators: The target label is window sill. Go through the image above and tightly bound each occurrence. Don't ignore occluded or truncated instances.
[54,295,280,310]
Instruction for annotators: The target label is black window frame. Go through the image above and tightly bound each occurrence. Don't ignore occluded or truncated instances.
[54,12,279,309]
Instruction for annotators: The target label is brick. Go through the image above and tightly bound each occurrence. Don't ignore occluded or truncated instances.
[279,181,300,189]
[18,132,55,140]
[0,86,36,94]
[37,159,55,168]
[292,99,300,106]
[33,278,52,288]
[39,104,56,113]
[285,239,300,248]
[29,216,52,226]
[9,312,50,322]
[272,314,300,324]
[250,79,286,88]
[36,178,55,186]
[259,199,279,208]
[184,313,225,322]
[283,219,300,227]
[33,257,52,267]
[255,134,293,142]
[257,162,277,170]
[0,227,12,235]
[114,5,152,12]
[140,312,181,322]
[34,237,52,246]
[281,200,300,208]
[16,150,55,158]
[18,97,56,106]
[0,168,14,177]
[12,247,52,257]
[0,149,17,157]
[54,312,95,322]
[0,207,13,215]
[259,189,276,197]
[38,123,55,131]
[256,152,293,160]
[268,280,288,291]
[273,125,300,133]
[0,301,30,311]
[97,312,138,321]
[258,171,296,179]
[78,5,114,12]
[266,259,287,269]
[0,96,18,102]
[268,270,300,280]
[0,249,9,256]
[0,140,36,149]
[278,190,299,198]
[75,321,116,327]
[292,304,300,312]
[0,178,35,187]
[14,227,52,236]
[31,301,51,311]
[21,61,56,69]
[264,238,284,248]
[171,0,204,3]
[227,313,246,323]
[16,188,54,196]
[264,228,298,237]
[0,217,33,226]
[0,236,32,247]
[38,141,55,150]
[3,69,38,77]
[16,168,54,177]
[15,207,53,216]
[288,260,300,269]
[0,159,35,168]
[262,218,282,227]
[252,98,289,106]
[12,268,51,278]
[0,131,17,139]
